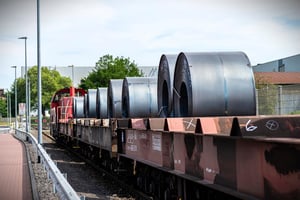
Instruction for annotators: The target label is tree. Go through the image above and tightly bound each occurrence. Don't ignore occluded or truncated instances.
[10,66,72,116]
[9,79,24,117]
[79,54,143,89]
[0,97,7,118]
[255,73,277,115]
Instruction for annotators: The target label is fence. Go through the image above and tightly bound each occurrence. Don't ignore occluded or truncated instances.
[0,117,50,129]
[256,84,300,115]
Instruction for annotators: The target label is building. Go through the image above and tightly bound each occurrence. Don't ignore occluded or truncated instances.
[253,54,300,115]
[254,71,300,115]
[48,66,157,87]
[253,54,300,72]
[0,89,4,98]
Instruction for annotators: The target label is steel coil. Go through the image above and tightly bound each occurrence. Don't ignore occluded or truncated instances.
[72,97,77,118]
[122,77,158,118]
[157,54,177,117]
[173,52,256,117]
[86,89,97,118]
[73,96,85,118]
[107,79,123,118]
[96,87,108,119]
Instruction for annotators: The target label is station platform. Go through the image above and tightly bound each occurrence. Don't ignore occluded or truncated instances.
[0,132,33,200]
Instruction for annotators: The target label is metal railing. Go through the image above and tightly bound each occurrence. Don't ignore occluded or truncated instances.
[15,129,81,200]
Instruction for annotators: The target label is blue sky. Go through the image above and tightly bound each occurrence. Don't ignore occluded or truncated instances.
[0,0,300,89]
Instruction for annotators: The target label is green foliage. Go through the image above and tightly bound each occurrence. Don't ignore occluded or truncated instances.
[256,85,277,115]
[0,90,12,119]
[290,110,300,115]
[79,54,143,89]
[255,73,277,115]
[10,66,72,116]
[0,98,7,118]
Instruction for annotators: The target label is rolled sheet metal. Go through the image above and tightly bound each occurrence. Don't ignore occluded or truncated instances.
[72,97,77,118]
[122,77,158,118]
[96,87,108,119]
[173,52,256,117]
[87,89,97,118]
[73,96,85,118]
[157,54,177,117]
[107,79,123,118]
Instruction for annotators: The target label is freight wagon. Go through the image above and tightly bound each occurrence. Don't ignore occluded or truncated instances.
[50,52,300,200]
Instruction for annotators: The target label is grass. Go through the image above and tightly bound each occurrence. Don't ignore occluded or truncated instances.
[0,121,10,126]
[290,110,300,115]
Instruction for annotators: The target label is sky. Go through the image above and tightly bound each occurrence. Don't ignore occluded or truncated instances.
[0,0,300,90]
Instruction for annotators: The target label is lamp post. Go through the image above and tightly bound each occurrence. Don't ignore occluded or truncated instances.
[8,90,11,126]
[37,0,42,144]
[69,65,74,86]
[6,91,8,125]
[11,66,18,131]
[6,90,9,126]
[18,36,30,133]
[28,79,31,131]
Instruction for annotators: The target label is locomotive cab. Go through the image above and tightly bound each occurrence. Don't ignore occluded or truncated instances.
[50,87,86,138]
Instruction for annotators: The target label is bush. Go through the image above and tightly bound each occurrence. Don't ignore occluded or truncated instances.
[290,110,300,115]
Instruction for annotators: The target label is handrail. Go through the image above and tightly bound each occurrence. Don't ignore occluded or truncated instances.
[15,129,81,200]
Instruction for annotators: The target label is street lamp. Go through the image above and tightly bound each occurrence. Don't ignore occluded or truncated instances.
[6,90,8,125]
[18,36,30,133]
[8,90,11,126]
[11,66,18,131]
[37,0,42,144]
[68,65,74,86]
[6,90,9,126]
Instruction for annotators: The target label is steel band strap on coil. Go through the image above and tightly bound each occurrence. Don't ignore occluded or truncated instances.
[87,89,97,118]
[96,87,108,119]
[157,54,177,117]
[122,77,158,118]
[173,52,256,117]
[107,79,123,118]
[84,93,88,118]
[73,96,85,118]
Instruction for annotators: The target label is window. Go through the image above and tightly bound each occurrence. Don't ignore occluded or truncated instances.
[278,59,285,72]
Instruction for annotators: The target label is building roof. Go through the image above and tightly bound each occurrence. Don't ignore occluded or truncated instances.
[254,72,300,85]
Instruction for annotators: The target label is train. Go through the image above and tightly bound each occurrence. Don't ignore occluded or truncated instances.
[50,52,300,200]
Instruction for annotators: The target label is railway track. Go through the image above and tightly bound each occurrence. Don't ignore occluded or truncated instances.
[31,129,152,200]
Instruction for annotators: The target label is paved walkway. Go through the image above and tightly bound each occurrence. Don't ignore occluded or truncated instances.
[0,132,33,200]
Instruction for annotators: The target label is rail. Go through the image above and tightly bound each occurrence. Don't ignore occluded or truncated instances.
[15,129,81,200]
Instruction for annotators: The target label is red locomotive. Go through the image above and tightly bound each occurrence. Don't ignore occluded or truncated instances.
[50,87,86,137]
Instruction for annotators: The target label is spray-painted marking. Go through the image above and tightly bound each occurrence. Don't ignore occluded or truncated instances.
[183,119,196,129]
[265,120,279,131]
[245,120,258,132]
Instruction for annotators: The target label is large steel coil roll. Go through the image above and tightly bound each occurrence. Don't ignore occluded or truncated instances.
[122,77,158,118]
[107,79,123,118]
[96,87,108,119]
[157,54,177,117]
[73,96,85,118]
[173,52,256,117]
[87,89,97,118]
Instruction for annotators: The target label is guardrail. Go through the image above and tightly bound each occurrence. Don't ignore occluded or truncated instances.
[0,126,10,133]
[15,129,81,200]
